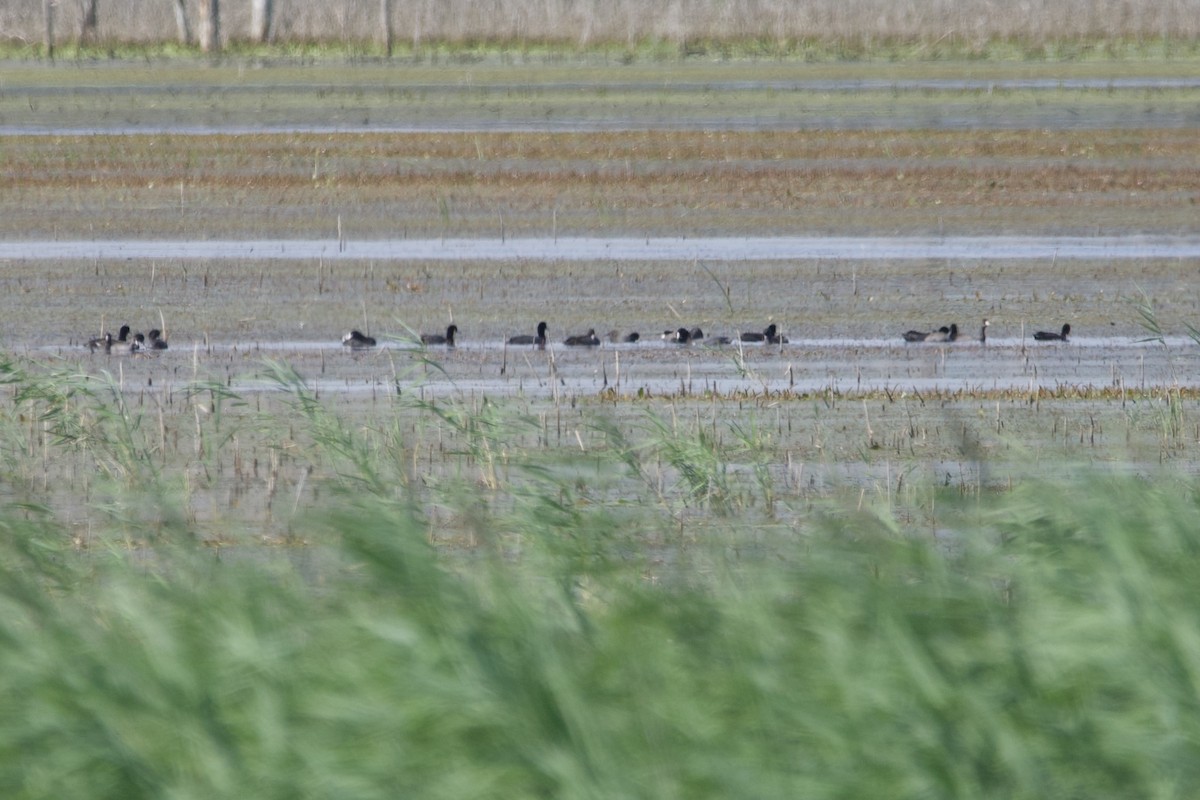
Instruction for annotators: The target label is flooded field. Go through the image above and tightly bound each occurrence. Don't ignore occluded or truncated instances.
[20,257,1200,506]
[35,327,1200,403]
[3,61,1200,134]
[5,235,1200,262]
[17,318,1200,549]
[1,58,1199,543]
[6,53,1200,799]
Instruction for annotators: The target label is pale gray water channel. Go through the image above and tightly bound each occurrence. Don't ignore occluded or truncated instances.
[38,333,1199,400]
[6,236,1200,261]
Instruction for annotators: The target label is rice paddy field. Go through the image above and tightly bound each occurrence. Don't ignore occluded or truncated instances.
[3,52,1200,797]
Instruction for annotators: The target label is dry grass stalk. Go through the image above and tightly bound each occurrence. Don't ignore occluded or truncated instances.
[4,0,1199,48]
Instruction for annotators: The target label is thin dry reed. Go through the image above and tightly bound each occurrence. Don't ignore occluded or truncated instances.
[3,0,1198,49]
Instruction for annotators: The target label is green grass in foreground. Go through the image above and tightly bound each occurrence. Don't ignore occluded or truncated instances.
[1,357,1200,797]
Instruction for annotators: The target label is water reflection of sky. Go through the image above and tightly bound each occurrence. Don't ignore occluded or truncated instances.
[4,236,1200,262]
[47,335,1184,399]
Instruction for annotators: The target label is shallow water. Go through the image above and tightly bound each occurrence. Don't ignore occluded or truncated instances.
[6,236,1200,262]
[8,65,1198,549]
[44,335,1198,400]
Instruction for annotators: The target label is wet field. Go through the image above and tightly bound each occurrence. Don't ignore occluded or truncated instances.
[2,57,1199,541]
[37,328,1200,401]
[3,60,1200,134]
[5,242,1199,498]
[6,56,1200,797]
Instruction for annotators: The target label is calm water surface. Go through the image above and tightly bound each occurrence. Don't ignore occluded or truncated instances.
[35,335,1198,399]
[6,236,1200,262]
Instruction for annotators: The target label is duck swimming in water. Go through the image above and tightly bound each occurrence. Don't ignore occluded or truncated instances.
[563,329,601,346]
[121,333,145,354]
[902,326,943,342]
[663,327,695,344]
[924,323,959,343]
[508,321,548,347]
[607,330,640,343]
[662,327,705,343]
[903,324,958,343]
[421,324,458,347]
[87,332,113,353]
[740,323,786,343]
[88,324,132,353]
[1033,323,1071,342]
[342,330,377,349]
[146,329,169,350]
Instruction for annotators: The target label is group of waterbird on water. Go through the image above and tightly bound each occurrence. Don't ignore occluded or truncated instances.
[87,324,168,353]
[337,319,1071,350]
[902,319,1070,345]
[343,325,462,349]
[661,323,789,345]
[338,321,792,350]
[87,318,1071,354]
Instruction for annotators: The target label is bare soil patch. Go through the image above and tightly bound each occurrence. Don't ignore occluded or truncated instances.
[3,129,1199,239]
